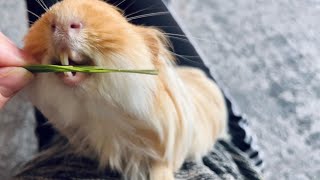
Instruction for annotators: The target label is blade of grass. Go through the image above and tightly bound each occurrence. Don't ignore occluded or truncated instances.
[23,65,158,75]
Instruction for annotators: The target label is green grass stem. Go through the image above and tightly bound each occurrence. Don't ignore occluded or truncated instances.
[23,65,158,75]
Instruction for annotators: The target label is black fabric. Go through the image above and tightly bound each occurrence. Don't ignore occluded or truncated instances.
[14,136,261,180]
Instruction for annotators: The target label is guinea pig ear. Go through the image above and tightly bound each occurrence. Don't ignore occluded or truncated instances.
[139,27,175,62]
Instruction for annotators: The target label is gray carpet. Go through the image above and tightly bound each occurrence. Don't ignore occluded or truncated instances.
[0,0,319,179]
[170,0,320,179]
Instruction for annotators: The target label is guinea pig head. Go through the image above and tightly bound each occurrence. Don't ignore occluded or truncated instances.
[23,0,172,127]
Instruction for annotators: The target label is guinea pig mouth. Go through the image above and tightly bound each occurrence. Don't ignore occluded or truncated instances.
[52,52,93,86]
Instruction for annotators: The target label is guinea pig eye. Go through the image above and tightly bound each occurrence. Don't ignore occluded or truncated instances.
[51,23,56,31]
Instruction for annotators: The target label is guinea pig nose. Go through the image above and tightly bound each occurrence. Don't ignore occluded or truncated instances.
[70,22,82,29]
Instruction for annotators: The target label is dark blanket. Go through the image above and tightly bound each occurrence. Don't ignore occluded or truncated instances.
[13,138,262,180]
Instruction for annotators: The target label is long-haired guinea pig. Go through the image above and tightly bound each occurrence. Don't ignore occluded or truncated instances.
[23,0,227,179]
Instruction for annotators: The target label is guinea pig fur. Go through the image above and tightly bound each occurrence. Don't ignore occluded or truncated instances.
[23,0,227,180]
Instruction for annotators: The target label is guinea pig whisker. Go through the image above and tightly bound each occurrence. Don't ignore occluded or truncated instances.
[125,4,158,18]
[28,21,35,25]
[34,0,49,12]
[164,35,193,44]
[114,0,127,8]
[40,0,49,10]
[127,11,170,21]
[27,10,40,19]
[123,0,136,12]
[163,33,217,44]
[168,50,203,66]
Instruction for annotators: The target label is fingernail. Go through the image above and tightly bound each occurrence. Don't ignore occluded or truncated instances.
[0,67,14,78]
[0,67,33,97]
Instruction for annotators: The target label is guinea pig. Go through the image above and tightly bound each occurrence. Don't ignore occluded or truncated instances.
[23,0,227,180]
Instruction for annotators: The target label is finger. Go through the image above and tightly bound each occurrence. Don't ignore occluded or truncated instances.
[0,94,10,109]
[0,32,35,66]
[0,67,34,108]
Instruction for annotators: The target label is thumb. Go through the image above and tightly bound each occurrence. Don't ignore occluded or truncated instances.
[0,32,35,66]
[0,67,33,108]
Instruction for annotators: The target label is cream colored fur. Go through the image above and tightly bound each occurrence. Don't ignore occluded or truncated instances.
[23,0,227,179]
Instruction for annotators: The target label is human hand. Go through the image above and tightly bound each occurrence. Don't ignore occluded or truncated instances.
[0,32,35,108]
